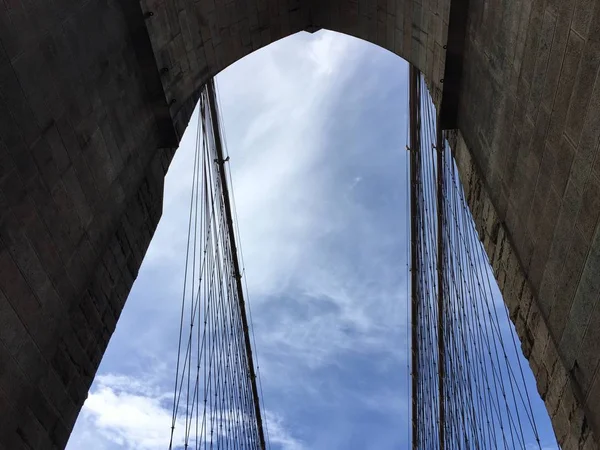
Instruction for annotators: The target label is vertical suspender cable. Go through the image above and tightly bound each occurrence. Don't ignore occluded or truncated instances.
[436,114,445,450]
[409,64,421,450]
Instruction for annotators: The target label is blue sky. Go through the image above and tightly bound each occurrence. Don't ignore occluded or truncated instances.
[66,31,557,449]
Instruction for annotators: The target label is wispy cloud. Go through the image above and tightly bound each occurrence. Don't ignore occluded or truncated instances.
[69,374,304,450]
[68,374,177,450]
[264,412,306,450]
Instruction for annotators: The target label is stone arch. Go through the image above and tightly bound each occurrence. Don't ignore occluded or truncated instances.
[0,0,598,448]
[140,0,448,137]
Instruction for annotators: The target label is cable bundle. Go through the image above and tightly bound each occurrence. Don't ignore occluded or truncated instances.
[168,80,266,450]
[410,69,546,449]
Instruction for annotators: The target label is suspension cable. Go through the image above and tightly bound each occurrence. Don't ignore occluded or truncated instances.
[410,67,547,450]
[169,81,267,450]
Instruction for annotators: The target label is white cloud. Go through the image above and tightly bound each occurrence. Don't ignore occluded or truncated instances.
[68,374,178,450]
[264,412,306,450]
[68,374,304,450]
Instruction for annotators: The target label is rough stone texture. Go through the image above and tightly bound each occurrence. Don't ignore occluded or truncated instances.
[0,0,599,448]
[0,0,177,447]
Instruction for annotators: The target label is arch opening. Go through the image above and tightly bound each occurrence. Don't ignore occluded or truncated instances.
[67,31,557,450]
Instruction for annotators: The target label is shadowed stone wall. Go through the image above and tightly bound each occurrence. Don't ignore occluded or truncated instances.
[0,0,598,448]
[0,1,177,448]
